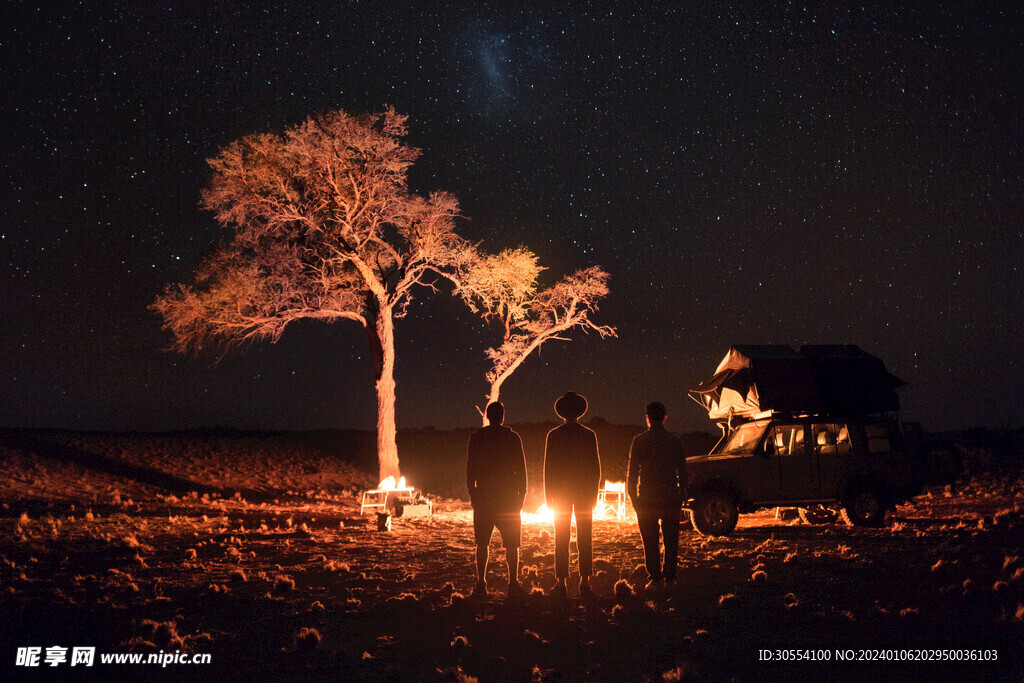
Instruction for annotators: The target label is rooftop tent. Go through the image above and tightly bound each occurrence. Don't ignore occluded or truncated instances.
[690,344,904,422]
[799,345,905,414]
[690,345,819,422]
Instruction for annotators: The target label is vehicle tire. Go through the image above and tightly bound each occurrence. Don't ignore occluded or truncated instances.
[840,488,886,527]
[798,504,840,525]
[690,492,739,536]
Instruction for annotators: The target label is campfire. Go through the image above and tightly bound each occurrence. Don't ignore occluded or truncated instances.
[360,476,432,519]
[378,475,410,492]
[520,504,555,524]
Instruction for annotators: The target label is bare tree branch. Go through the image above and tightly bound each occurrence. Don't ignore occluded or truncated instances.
[452,250,617,421]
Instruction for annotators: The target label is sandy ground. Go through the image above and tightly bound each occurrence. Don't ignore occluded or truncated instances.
[1,429,1022,681]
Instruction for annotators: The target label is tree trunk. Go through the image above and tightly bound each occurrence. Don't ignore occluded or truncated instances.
[481,378,505,426]
[480,337,544,426]
[372,309,401,483]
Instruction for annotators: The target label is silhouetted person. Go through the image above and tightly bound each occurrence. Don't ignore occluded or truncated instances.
[627,401,688,590]
[543,391,601,597]
[466,401,527,597]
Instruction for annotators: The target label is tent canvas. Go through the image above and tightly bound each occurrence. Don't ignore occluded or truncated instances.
[691,345,904,422]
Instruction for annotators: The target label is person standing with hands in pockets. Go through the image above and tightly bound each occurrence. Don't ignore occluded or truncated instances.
[627,401,688,590]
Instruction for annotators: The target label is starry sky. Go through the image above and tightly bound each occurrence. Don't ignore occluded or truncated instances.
[2,2,1022,435]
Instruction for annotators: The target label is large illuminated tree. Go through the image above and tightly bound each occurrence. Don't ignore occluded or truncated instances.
[151,108,470,482]
[456,249,616,424]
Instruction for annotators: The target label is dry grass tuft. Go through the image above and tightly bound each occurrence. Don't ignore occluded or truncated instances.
[294,627,321,652]
[613,579,634,604]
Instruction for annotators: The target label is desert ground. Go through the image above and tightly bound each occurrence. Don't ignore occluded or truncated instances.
[1,426,1022,681]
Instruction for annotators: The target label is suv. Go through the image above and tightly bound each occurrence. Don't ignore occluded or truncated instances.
[685,415,924,535]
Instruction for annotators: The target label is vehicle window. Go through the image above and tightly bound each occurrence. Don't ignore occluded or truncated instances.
[770,425,805,456]
[865,423,894,453]
[812,423,851,454]
[720,422,768,455]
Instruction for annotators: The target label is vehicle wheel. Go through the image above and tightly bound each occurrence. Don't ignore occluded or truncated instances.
[798,504,840,525]
[840,488,886,527]
[690,492,739,536]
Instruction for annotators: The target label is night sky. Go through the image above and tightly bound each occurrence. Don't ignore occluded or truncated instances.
[3,3,1022,435]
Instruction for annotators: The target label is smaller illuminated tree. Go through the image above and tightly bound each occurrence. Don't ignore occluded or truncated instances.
[457,249,616,424]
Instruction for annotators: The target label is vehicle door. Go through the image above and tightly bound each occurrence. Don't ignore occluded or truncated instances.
[744,434,783,503]
[770,422,820,500]
[714,421,780,503]
[812,422,851,496]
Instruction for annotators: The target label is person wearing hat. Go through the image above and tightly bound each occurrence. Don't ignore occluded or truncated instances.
[466,401,528,598]
[626,401,688,589]
[543,391,602,597]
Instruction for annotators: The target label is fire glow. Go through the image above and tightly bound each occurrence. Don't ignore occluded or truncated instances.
[377,476,409,491]
[520,504,556,524]
[520,482,628,523]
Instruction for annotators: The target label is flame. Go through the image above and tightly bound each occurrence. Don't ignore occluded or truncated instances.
[377,476,408,491]
[520,504,556,524]
[603,480,625,492]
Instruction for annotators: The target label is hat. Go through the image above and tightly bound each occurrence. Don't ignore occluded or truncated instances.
[554,392,588,420]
